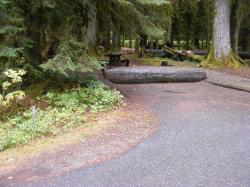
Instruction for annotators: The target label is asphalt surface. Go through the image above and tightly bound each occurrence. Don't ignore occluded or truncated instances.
[10,82,250,187]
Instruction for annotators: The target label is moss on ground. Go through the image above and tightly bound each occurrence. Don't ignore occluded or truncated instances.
[200,47,247,69]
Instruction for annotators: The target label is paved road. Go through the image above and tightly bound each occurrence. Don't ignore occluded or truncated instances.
[14,82,250,187]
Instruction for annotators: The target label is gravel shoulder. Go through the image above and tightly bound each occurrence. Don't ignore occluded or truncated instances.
[205,69,250,93]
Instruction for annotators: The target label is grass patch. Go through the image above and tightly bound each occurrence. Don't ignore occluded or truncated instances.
[0,80,123,151]
[138,56,199,67]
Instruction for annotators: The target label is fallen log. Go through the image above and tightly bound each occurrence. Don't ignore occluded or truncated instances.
[105,67,207,84]
[163,46,186,61]
[163,46,202,62]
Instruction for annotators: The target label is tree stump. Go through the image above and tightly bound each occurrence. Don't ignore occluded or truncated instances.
[161,61,169,66]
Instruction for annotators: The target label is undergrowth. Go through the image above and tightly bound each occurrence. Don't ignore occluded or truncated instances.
[0,81,123,151]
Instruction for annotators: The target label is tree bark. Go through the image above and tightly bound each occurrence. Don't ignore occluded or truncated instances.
[177,33,181,50]
[232,0,244,54]
[166,19,173,47]
[121,35,125,47]
[105,67,207,84]
[135,36,140,54]
[247,30,250,52]
[112,23,121,51]
[206,29,209,49]
[185,23,191,50]
[149,38,153,53]
[233,16,243,54]
[103,27,111,50]
[213,0,231,60]
[85,2,97,48]
[138,34,147,58]
[129,36,133,48]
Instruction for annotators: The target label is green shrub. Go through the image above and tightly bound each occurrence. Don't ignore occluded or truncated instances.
[40,40,105,80]
[45,81,123,113]
[0,81,123,150]
[0,68,27,106]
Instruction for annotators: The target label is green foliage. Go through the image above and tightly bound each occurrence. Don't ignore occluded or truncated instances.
[110,0,171,38]
[171,0,214,49]
[0,0,26,61]
[0,106,86,150]
[0,47,24,58]
[0,26,25,34]
[0,68,26,106]
[0,0,173,81]
[40,40,104,78]
[0,80,123,150]
[45,81,123,113]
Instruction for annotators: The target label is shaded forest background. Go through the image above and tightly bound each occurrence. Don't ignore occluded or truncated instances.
[0,0,250,89]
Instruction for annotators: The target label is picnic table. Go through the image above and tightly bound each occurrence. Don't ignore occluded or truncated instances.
[106,52,130,67]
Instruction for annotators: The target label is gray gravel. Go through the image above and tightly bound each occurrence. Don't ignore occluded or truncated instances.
[206,70,250,93]
[13,81,250,187]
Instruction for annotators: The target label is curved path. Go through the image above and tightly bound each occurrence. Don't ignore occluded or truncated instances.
[15,82,250,187]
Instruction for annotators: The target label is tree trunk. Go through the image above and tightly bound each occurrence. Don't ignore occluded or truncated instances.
[103,27,111,50]
[166,19,172,47]
[177,33,181,50]
[247,30,250,52]
[112,24,121,51]
[129,36,133,48]
[135,36,140,54]
[232,0,244,54]
[149,38,153,53]
[213,0,231,61]
[85,3,97,48]
[121,35,125,47]
[202,0,245,68]
[206,29,209,49]
[156,40,159,49]
[233,16,243,54]
[139,34,147,58]
[185,24,191,50]
[201,33,204,49]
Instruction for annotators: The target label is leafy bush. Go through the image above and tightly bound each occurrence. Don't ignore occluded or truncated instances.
[0,105,86,150]
[0,81,123,150]
[0,68,27,106]
[45,81,123,113]
[40,40,105,80]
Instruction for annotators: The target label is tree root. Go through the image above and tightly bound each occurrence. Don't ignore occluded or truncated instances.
[199,47,246,69]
